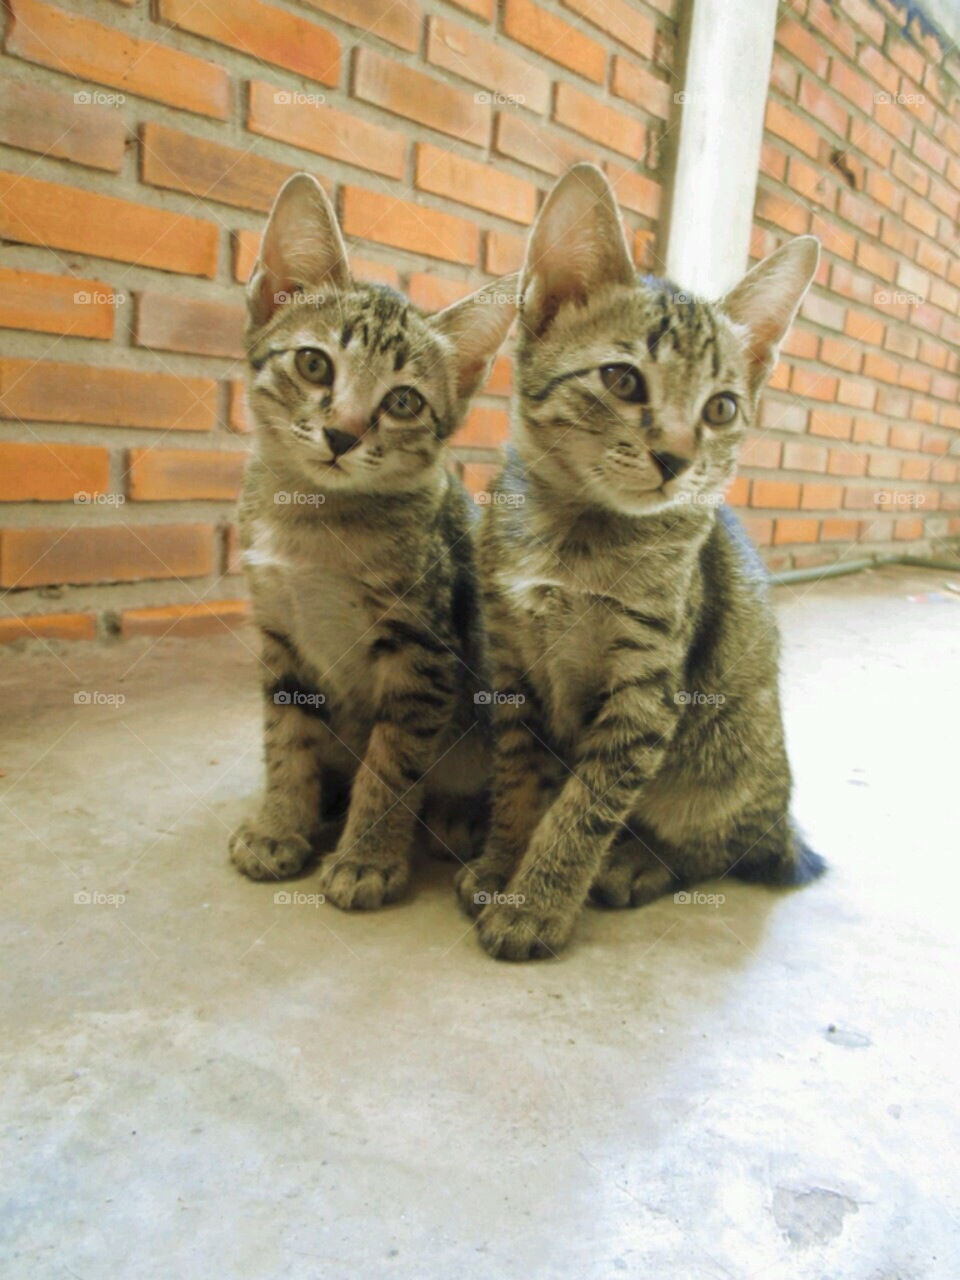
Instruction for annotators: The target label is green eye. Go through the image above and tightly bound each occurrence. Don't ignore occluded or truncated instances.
[702,393,738,426]
[600,364,648,403]
[294,348,333,385]
[381,386,425,420]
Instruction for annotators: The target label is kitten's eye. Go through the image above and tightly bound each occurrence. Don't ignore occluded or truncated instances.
[294,348,333,385]
[381,386,425,420]
[702,393,738,426]
[600,364,648,403]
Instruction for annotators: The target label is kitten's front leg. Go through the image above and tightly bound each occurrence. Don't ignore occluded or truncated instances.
[230,630,328,881]
[319,631,458,911]
[477,674,681,959]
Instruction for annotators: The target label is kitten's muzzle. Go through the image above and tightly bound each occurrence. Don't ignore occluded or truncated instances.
[323,426,361,457]
[650,450,692,482]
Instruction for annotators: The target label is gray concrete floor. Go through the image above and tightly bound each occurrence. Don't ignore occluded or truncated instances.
[1,566,958,1279]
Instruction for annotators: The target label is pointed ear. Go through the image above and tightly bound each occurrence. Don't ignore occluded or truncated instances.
[247,173,351,328]
[520,163,634,337]
[719,236,820,393]
[429,279,517,408]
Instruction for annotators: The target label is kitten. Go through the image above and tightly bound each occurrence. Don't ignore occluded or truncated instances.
[456,163,825,959]
[229,173,515,909]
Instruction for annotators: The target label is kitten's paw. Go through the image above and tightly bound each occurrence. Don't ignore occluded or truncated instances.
[588,860,634,909]
[454,859,509,918]
[476,899,574,961]
[318,852,409,911]
[229,821,311,881]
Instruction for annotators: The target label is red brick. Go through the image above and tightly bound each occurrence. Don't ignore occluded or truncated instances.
[726,476,750,507]
[305,0,420,52]
[889,424,921,450]
[801,482,843,508]
[485,355,512,398]
[158,0,339,87]
[0,172,217,277]
[781,327,818,361]
[0,267,115,339]
[867,451,899,478]
[119,599,249,639]
[447,0,493,17]
[554,83,644,158]
[610,57,672,118]
[0,523,214,587]
[756,188,809,236]
[228,382,252,434]
[777,19,828,76]
[7,0,230,119]
[414,144,536,224]
[141,123,295,213]
[136,294,245,360]
[819,337,861,373]
[811,216,856,262]
[853,418,887,446]
[740,516,774,545]
[127,448,247,501]
[494,113,600,177]
[809,410,853,440]
[455,406,509,447]
[739,436,783,468]
[0,359,215,431]
[913,131,949,175]
[843,310,883,345]
[485,230,526,275]
[247,80,405,180]
[801,292,846,331]
[839,0,885,43]
[783,442,828,471]
[0,79,126,172]
[605,164,661,220]
[503,0,606,83]
[855,241,897,282]
[858,45,899,97]
[0,611,97,644]
[828,62,875,116]
[353,48,489,147]
[561,0,653,57]
[459,462,500,499]
[866,170,901,212]
[820,517,859,541]
[770,51,799,100]
[893,517,923,540]
[836,190,881,238]
[0,442,109,502]
[836,379,876,410]
[887,37,925,83]
[764,100,819,158]
[891,150,929,197]
[341,187,478,266]
[752,480,801,508]
[790,367,836,401]
[773,517,819,544]
[426,17,550,116]
[807,0,857,58]
[863,352,899,383]
[872,100,912,146]
[406,274,471,312]
[760,143,787,183]
[828,449,867,477]
[798,79,849,139]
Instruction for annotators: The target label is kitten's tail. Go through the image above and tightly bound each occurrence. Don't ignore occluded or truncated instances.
[734,822,827,887]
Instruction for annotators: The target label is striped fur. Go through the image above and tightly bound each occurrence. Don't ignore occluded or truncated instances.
[456,165,824,959]
[229,174,514,909]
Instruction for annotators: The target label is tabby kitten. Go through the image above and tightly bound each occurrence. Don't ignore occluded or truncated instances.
[456,163,824,959]
[229,173,515,909]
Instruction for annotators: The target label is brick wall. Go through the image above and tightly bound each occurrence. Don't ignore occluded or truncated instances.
[0,0,956,644]
[746,0,960,567]
[0,0,676,642]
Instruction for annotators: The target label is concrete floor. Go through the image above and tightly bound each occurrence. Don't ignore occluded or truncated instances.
[1,565,958,1279]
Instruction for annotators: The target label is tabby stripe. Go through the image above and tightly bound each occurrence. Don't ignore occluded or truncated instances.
[579,733,663,765]
[591,595,671,632]
[528,367,595,402]
[383,620,449,655]
[608,670,671,698]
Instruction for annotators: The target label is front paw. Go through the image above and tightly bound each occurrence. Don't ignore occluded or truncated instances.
[454,858,509,918]
[476,897,575,961]
[318,849,409,910]
[229,821,311,881]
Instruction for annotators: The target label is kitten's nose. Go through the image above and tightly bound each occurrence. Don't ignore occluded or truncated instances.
[650,450,692,482]
[323,427,360,457]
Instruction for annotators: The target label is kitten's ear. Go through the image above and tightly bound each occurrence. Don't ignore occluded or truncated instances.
[247,173,351,328]
[429,279,517,408]
[719,236,820,393]
[520,163,634,337]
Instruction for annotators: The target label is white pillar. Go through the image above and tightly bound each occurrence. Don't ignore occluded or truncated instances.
[665,0,779,297]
